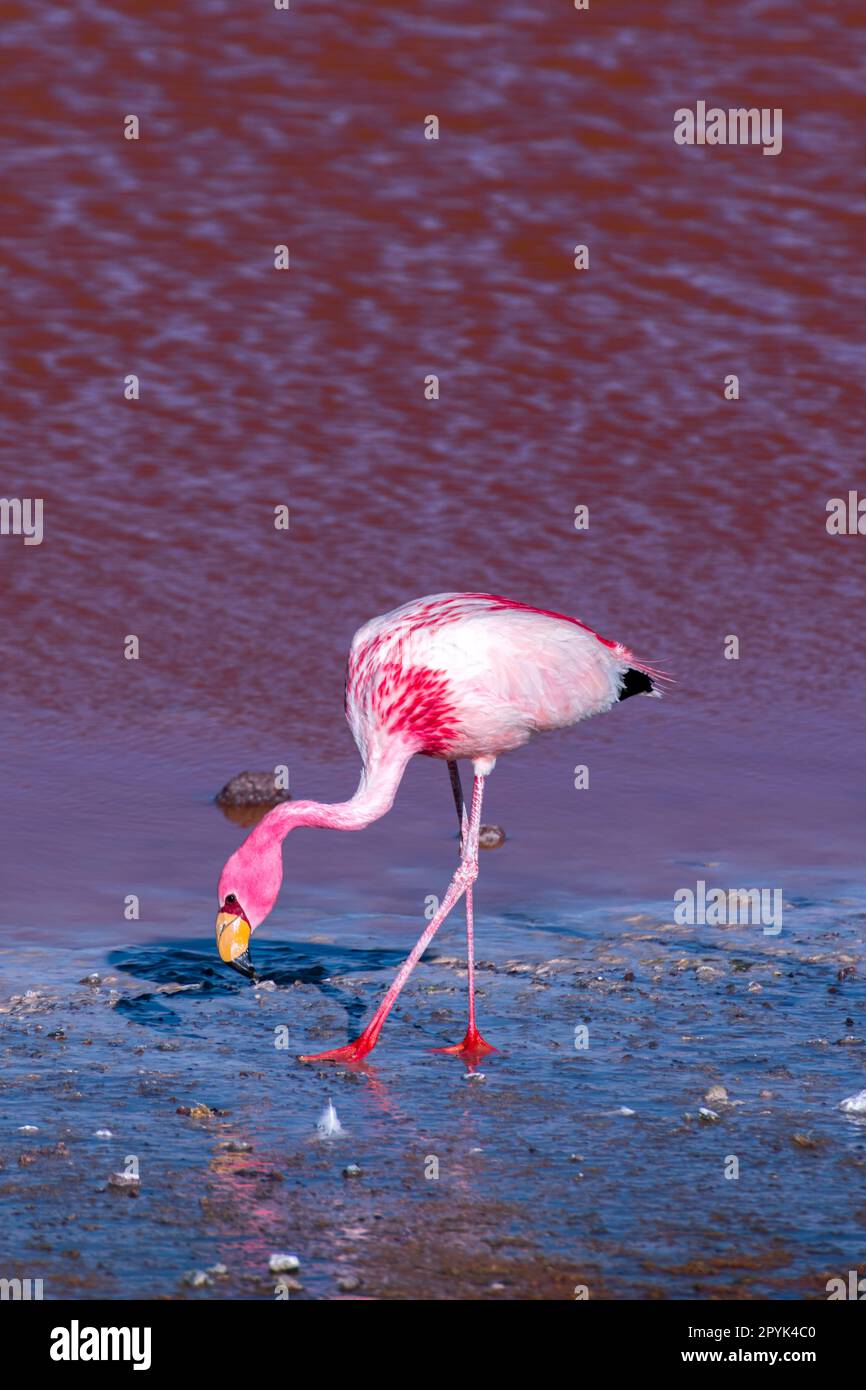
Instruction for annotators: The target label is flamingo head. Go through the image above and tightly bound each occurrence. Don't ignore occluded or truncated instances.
[216,833,284,980]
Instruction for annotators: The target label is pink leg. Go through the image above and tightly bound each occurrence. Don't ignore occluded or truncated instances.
[431,878,496,1059]
[433,763,496,1059]
[300,774,489,1063]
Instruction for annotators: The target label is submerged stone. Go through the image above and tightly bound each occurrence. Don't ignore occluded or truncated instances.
[216,771,292,808]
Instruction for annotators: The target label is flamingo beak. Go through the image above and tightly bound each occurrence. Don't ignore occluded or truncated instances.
[216,909,255,980]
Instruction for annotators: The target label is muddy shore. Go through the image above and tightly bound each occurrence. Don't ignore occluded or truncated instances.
[2,894,864,1300]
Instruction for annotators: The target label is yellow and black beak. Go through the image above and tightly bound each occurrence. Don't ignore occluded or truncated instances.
[216,907,256,980]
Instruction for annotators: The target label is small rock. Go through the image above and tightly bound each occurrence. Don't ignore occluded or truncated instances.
[696,966,718,982]
[465,1072,485,1084]
[216,771,292,808]
[336,1274,360,1292]
[699,1107,720,1123]
[207,1263,229,1278]
[17,1125,39,1134]
[219,1139,252,1153]
[488,1282,507,1291]
[177,1103,217,1119]
[183,1269,213,1288]
[94,1129,113,1139]
[478,824,506,850]
[108,1171,140,1190]
[704,1085,728,1104]
[269,1253,300,1273]
[342,1164,363,1178]
[79,973,101,986]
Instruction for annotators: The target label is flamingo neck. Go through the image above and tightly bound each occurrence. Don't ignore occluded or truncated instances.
[247,745,412,851]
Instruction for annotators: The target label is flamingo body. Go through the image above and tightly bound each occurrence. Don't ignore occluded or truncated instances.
[346,591,656,766]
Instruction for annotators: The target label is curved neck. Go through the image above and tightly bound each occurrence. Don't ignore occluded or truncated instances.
[246,744,413,852]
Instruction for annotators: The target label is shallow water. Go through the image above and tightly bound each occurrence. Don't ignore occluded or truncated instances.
[2,890,865,1300]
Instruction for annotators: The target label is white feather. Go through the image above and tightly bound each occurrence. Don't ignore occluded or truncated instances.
[316,1099,345,1138]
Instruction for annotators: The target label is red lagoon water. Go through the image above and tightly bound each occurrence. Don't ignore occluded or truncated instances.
[1,0,864,942]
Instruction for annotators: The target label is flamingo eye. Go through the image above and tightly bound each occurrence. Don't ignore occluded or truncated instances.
[225,893,237,906]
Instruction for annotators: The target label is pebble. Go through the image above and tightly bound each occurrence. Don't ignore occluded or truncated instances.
[342,1163,363,1178]
[269,1253,300,1273]
[183,1269,213,1288]
[219,1139,252,1153]
[108,1171,140,1190]
[336,1274,360,1292]
[699,1107,720,1123]
[94,1129,113,1139]
[478,824,506,850]
[17,1125,39,1134]
[704,1085,728,1104]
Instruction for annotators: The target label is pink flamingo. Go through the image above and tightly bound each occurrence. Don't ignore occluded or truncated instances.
[215,592,664,1062]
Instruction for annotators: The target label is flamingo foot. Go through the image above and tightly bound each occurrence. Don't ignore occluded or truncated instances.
[299,1030,378,1064]
[432,1025,497,1059]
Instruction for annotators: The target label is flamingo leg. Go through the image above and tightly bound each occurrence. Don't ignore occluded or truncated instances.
[300,773,489,1063]
[432,762,496,1059]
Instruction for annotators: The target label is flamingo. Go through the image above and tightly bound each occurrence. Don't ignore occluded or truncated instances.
[215,592,664,1062]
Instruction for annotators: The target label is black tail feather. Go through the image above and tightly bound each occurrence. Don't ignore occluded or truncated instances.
[618,667,654,701]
